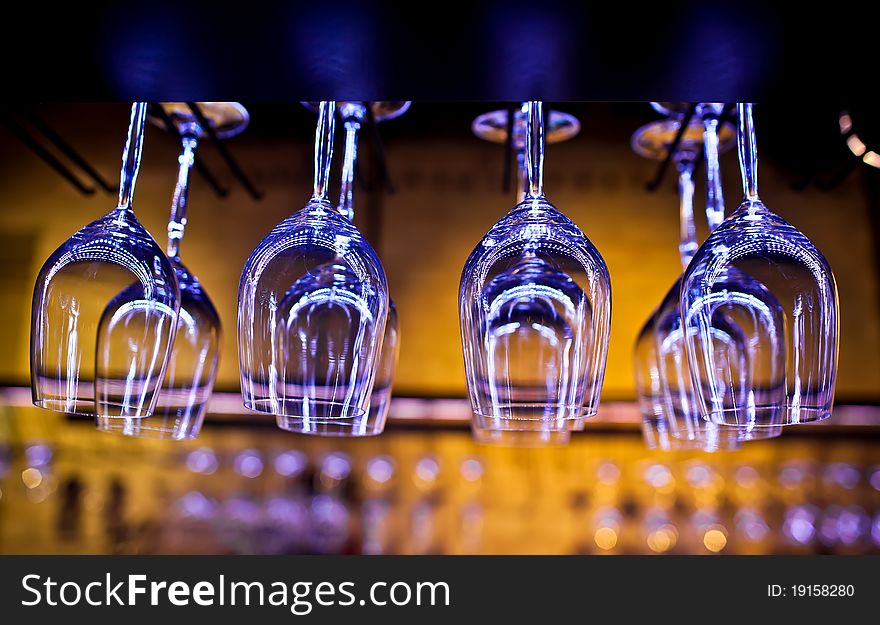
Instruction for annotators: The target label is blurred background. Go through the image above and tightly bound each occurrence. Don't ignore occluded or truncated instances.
[1,102,879,554]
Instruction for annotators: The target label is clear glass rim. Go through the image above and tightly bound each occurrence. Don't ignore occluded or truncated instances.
[242,398,367,419]
[32,397,157,419]
[473,404,596,421]
[705,406,832,427]
[473,408,594,433]
[95,418,201,441]
[670,423,782,442]
[276,413,385,437]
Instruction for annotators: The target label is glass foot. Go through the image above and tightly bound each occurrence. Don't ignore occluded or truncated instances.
[151,102,250,138]
[631,118,735,161]
[472,106,580,148]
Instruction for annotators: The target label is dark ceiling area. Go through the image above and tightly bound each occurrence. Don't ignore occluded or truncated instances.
[3,3,879,101]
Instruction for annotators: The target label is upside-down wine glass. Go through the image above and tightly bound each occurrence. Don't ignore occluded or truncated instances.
[96,103,244,439]
[299,100,408,436]
[468,102,581,447]
[632,111,742,451]
[680,103,839,427]
[31,103,179,418]
[460,101,611,435]
[665,104,781,442]
[646,104,783,448]
[238,101,389,433]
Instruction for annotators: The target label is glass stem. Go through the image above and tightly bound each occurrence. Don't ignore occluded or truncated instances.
[703,116,726,232]
[337,119,360,221]
[525,101,544,199]
[117,102,148,212]
[167,128,198,259]
[677,159,698,269]
[312,101,336,202]
[737,102,759,203]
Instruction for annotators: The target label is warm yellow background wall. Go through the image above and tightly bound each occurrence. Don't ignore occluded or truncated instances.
[1,104,878,401]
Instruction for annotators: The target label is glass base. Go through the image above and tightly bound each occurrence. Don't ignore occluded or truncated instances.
[152,102,249,139]
[471,107,580,148]
[631,118,735,161]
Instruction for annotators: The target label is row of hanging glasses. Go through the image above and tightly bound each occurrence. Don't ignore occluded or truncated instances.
[31,101,405,441]
[29,101,839,448]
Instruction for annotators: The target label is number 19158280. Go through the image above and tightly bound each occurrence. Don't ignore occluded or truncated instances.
[768,585,855,597]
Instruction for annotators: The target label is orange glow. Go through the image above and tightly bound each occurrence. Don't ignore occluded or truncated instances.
[21,468,42,489]
[847,134,867,157]
[703,526,728,552]
[647,525,677,553]
[594,527,618,550]
[863,151,880,169]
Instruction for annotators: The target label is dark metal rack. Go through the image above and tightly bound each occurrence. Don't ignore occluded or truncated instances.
[186,103,264,201]
[147,103,229,199]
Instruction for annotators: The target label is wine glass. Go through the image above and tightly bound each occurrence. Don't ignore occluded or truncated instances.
[666,104,782,442]
[296,100,408,436]
[632,113,742,451]
[460,101,611,435]
[681,103,839,427]
[96,102,243,439]
[238,101,389,433]
[644,106,785,446]
[31,103,179,418]
[469,102,582,446]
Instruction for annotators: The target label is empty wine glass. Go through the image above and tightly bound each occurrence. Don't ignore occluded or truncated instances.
[681,103,839,427]
[632,112,742,451]
[296,100,407,436]
[662,106,783,444]
[460,101,611,434]
[665,104,781,442]
[238,101,389,433]
[31,102,179,418]
[469,102,581,446]
[96,102,242,439]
